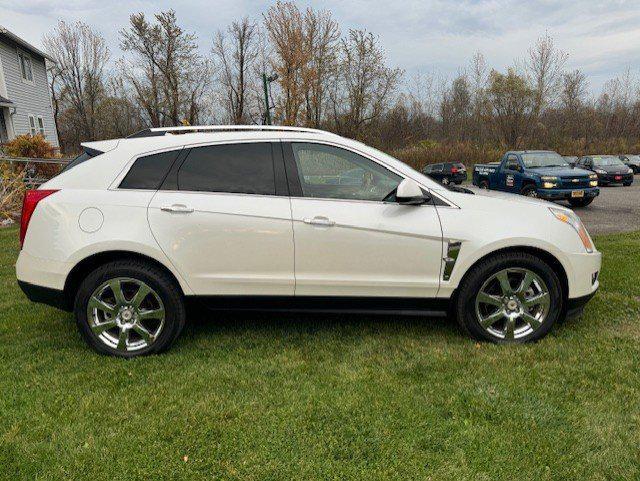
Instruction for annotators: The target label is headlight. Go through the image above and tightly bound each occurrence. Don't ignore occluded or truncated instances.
[549,207,593,253]
[589,180,598,187]
[628,168,634,174]
[541,176,559,189]
[589,174,598,179]
[595,169,606,174]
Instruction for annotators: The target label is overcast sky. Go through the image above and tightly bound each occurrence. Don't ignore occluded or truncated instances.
[2,0,640,93]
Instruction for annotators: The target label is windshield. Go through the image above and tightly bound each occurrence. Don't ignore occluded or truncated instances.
[592,156,624,166]
[521,152,568,168]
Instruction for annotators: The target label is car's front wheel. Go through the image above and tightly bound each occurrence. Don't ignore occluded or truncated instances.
[74,260,186,357]
[455,252,563,343]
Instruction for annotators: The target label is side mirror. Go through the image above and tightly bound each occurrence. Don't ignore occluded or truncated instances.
[396,178,429,205]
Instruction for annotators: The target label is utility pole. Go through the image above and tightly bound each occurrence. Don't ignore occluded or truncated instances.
[262,73,272,125]
[262,73,278,125]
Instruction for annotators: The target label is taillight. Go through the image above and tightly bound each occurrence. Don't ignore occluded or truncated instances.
[451,167,458,173]
[20,189,58,248]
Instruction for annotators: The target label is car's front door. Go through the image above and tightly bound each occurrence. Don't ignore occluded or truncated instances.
[148,141,294,296]
[500,154,523,192]
[284,142,443,298]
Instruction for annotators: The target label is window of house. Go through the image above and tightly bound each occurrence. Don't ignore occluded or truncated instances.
[18,51,34,82]
[177,143,276,195]
[290,143,402,201]
[28,115,37,136]
[37,116,45,137]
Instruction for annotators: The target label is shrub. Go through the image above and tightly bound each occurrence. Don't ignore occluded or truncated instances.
[0,164,25,221]
[3,134,62,179]
[4,134,57,159]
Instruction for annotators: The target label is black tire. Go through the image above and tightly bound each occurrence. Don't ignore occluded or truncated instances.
[623,182,632,187]
[441,177,450,185]
[520,184,538,197]
[74,260,186,357]
[568,197,594,207]
[478,180,489,189]
[454,252,563,344]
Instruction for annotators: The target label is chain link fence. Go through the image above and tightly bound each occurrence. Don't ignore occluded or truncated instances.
[1,155,71,223]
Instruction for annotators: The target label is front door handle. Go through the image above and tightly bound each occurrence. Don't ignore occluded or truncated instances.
[161,204,194,214]
[303,216,335,227]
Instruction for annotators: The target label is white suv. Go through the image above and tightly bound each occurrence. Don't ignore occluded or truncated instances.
[16,126,601,357]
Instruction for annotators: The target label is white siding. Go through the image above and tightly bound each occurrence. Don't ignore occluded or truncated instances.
[0,36,59,148]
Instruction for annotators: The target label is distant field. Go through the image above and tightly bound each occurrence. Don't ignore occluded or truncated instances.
[1,226,639,480]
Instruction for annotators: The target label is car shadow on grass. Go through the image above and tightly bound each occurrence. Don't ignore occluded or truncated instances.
[180,307,460,345]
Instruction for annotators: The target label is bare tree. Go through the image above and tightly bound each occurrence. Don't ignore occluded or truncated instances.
[331,29,403,138]
[42,20,109,143]
[263,2,307,125]
[120,10,211,127]
[212,18,260,124]
[301,8,340,127]
[486,68,536,147]
[526,33,567,116]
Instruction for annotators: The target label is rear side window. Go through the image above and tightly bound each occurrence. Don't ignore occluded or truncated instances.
[120,150,180,190]
[178,143,275,195]
[62,148,100,172]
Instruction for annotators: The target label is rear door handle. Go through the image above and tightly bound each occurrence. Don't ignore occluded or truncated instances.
[303,216,335,227]
[161,204,194,214]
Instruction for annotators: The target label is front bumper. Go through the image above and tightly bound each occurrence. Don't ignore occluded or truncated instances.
[565,250,601,299]
[566,291,598,319]
[598,173,633,184]
[537,186,600,200]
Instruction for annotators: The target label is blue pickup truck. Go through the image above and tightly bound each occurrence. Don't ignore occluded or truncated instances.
[472,150,600,207]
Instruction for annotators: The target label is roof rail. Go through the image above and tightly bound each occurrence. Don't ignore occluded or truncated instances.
[126,125,340,139]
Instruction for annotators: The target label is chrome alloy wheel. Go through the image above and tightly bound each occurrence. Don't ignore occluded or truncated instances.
[87,277,165,352]
[474,268,551,340]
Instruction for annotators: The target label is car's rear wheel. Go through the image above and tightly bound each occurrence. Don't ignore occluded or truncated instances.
[441,177,450,185]
[455,252,563,343]
[568,197,594,207]
[74,260,186,357]
[478,180,489,189]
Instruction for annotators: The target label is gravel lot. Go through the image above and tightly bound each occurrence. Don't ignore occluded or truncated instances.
[562,180,640,235]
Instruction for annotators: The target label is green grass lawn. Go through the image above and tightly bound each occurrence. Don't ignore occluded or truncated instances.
[1,227,639,480]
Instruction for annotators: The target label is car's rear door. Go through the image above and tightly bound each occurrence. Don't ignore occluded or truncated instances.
[284,141,443,298]
[147,141,295,296]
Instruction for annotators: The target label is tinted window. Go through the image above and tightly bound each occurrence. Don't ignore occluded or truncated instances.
[63,150,95,172]
[120,150,180,190]
[291,143,401,201]
[178,143,275,195]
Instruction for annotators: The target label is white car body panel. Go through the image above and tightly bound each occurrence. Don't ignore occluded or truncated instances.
[147,191,295,295]
[290,198,443,297]
[16,127,601,311]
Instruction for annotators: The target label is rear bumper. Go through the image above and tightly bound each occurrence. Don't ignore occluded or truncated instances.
[17,280,69,311]
[537,187,599,200]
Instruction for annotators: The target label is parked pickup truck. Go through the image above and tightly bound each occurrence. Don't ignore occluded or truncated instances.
[473,150,600,207]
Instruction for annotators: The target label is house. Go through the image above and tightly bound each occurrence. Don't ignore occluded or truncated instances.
[0,26,59,148]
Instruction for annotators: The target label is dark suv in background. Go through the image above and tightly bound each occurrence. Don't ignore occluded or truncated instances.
[422,162,467,185]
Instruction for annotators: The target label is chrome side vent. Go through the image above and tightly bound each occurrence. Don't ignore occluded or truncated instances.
[443,241,462,281]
